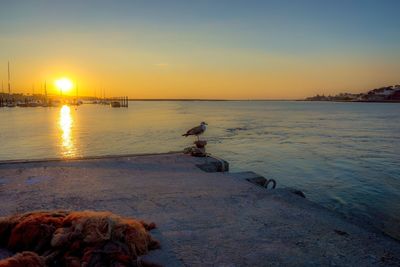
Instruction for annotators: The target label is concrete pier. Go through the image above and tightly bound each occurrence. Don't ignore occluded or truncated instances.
[0,152,399,266]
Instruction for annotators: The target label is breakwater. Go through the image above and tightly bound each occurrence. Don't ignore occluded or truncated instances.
[0,153,399,266]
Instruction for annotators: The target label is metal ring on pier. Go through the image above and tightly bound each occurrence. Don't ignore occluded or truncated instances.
[264,179,276,189]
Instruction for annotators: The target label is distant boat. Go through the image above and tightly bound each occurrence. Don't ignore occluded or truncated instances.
[17,102,28,107]
[110,101,121,108]
[27,101,40,107]
[6,102,16,108]
[16,100,42,107]
[50,100,61,107]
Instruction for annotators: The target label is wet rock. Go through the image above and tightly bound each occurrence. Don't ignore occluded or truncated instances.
[183,147,206,157]
[290,189,306,198]
[194,140,207,148]
[334,229,349,236]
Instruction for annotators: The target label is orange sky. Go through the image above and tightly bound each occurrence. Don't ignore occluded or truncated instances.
[1,53,398,100]
[0,1,399,99]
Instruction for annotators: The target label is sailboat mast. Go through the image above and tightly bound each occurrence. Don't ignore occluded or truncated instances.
[7,61,11,94]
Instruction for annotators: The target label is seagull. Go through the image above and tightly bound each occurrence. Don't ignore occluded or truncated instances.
[182,122,208,140]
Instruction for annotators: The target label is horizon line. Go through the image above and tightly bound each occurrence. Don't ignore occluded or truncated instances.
[0,92,300,101]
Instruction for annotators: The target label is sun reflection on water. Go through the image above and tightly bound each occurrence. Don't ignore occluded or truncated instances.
[59,105,75,157]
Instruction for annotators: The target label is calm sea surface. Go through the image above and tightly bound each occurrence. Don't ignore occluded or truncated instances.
[1,101,400,236]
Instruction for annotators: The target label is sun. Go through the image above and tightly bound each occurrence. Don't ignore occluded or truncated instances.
[55,78,73,93]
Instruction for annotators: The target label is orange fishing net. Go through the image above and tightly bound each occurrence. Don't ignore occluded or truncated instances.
[0,211,160,267]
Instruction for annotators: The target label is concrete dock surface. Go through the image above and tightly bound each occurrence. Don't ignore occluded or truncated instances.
[0,152,399,266]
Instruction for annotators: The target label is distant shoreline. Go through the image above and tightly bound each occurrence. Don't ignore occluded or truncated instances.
[2,93,399,102]
[305,85,400,103]
[126,99,296,101]
[302,100,400,103]
[128,99,400,102]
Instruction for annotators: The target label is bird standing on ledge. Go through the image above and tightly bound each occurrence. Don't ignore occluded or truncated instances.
[182,122,208,140]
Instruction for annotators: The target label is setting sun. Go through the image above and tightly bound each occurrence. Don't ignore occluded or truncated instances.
[55,78,73,93]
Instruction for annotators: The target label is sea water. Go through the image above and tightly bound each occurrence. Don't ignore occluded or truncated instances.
[0,101,399,237]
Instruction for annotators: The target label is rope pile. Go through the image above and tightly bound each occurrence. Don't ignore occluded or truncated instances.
[0,210,161,267]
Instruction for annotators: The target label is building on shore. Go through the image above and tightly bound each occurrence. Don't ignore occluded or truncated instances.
[306,85,400,102]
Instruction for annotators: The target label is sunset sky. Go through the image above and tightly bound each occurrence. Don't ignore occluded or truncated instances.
[0,0,399,99]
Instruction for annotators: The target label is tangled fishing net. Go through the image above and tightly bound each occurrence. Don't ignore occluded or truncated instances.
[0,210,161,267]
